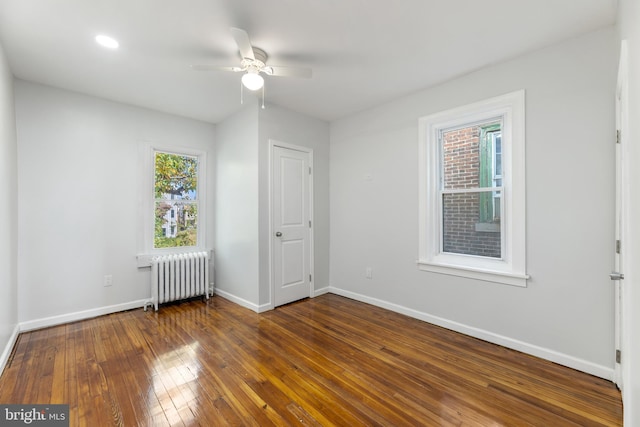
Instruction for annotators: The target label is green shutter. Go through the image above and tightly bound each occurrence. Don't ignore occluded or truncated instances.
[479,124,500,223]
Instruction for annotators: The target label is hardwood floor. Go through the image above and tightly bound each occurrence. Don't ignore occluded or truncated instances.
[0,294,622,426]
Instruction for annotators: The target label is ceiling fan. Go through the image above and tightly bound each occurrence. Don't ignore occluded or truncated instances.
[192,28,312,92]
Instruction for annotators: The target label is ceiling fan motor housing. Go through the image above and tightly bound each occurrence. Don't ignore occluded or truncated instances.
[250,47,267,63]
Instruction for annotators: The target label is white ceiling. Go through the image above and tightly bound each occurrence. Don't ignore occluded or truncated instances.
[0,0,617,123]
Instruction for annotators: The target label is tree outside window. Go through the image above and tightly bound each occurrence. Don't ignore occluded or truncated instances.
[154,152,199,248]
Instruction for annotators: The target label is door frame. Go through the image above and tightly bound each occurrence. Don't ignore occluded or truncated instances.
[268,139,315,309]
[614,40,628,389]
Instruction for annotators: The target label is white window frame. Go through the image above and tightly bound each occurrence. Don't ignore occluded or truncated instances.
[418,90,528,287]
[137,144,207,267]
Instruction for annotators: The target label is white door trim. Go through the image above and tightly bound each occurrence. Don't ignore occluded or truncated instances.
[268,139,314,309]
[615,40,629,391]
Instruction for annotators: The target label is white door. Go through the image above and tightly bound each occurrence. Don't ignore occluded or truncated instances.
[612,41,628,389]
[272,144,312,307]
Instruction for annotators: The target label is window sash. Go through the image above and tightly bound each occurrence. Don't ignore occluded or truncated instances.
[438,187,504,259]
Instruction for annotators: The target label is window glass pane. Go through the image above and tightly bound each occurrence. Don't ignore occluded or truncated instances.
[442,126,481,190]
[154,151,199,249]
[154,152,198,200]
[442,125,499,190]
[442,191,501,258]
[493,134,502,177]
[154,201,198,248]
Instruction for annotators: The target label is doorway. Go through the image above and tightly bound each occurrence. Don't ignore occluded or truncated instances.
[271,141,313,307]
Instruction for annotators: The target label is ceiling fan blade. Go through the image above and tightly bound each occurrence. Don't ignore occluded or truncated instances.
[265,66,312,79]
[191,64,244,72]
[230,27,255,60]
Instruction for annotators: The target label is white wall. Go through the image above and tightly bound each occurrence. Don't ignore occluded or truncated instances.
[258,104,330,306]
[214,100,330,310]
[330,28,617,377]
[15,81,216,325]
[214,103,260,307]
[616,0,640,423]
[0,40,18,373]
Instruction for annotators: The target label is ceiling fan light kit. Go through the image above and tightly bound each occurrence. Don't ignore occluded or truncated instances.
[241,70,264,91]
[192,28,312,106]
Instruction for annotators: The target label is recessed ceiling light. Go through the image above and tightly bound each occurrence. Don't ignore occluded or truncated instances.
[95,35,119,49]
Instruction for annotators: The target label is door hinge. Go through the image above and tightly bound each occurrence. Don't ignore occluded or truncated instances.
[616,349,621,364]
[309,220,312,228]
[616,239,621,254]
[616,129,621,144]
[309,274,312,282]
[309,166,312,175]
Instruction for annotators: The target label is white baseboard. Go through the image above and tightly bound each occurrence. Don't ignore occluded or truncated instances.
[328,286,614,381]
[313,286,330,297]
[0,324,20,377]
[256,302,272,313]
[214,286,330,312]
[19,299,148,332]
[213,288,268,313]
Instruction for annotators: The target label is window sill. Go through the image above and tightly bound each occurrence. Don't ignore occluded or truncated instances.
[417,260,529,287]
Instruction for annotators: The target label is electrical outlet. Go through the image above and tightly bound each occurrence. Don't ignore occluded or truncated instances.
[365,267,373,279]
[103,274,113,287]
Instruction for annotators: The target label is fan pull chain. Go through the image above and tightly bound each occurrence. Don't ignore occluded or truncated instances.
[240,80,244,105]
[261,85,265,109]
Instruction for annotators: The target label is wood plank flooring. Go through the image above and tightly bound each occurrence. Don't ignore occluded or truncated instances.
[0,294,622,426]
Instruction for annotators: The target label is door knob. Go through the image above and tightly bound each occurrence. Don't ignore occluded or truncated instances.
[610,272,624,280]
[275,232,282,237]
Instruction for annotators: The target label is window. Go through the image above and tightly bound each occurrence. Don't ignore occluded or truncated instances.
[137,145,207,265]
[418,90,528,286]
[154,151,199,248]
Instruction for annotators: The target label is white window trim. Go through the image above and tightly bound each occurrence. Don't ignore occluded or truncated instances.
[137,144,208,267]
[417,90,528,287]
